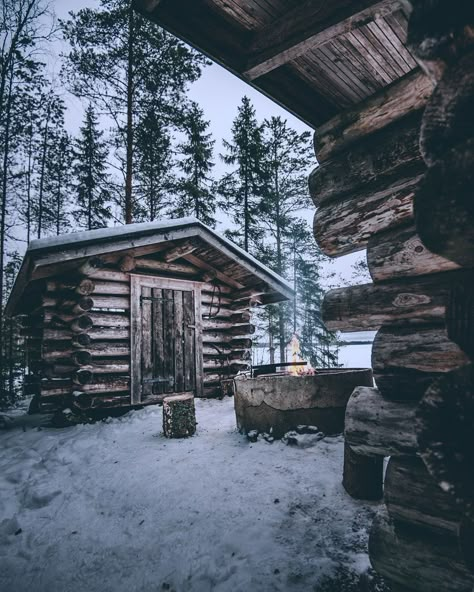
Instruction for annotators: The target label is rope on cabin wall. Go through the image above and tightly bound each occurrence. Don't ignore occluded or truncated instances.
[205,281,231,387]
[206,280,222,319]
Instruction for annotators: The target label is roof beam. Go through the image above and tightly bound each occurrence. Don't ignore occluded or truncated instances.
[183,253,244,289]
[243,0,405,81]
[162,240,199,262]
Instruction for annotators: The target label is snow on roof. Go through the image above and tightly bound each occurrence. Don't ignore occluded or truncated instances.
[7,217,294,316]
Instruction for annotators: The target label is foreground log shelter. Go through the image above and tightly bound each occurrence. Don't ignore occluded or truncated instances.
[6,218,293,413]
[134,0,474,589]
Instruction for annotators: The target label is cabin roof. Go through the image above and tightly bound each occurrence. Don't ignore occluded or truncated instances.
[6,217,294,316]
[134,0,420,129]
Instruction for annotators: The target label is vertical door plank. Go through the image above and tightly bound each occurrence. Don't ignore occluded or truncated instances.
[130,276,142,405]
[152,287,164,396]
[183,290,196,392]
[141,286,153,398]
[163,289,175,394]
[174,290,185,393]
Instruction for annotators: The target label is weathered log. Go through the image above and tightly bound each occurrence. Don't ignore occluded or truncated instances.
[414,141,474,268]
[385,456,463,535]
[313,174,419,257]
[203,359,250,371]
[372,323,469,400]
[59,296,94,314]
[46,279,130,296]
[71,333,91,348]
[367,222,460,282]
[70,315,94,333]
[202,304,250,320]
[342,442,384,501]
[203,332,253,345]
[417,363,474,520]
[420,52,474,166]
[119,255,135,272]
[322,270,467,332]
[46,278,95,296]
[203,346,250,360]
[369,508,473,592]
[203,368,249,383]
[314,69,433,162]
[201,316,252,330]
[163,240,198,262]
[72,377,130,395]
[309,110,424,206]
[43,342,129,362]
[406,0,474,63]
[73,364,129,385]
[135,258,199,275]
[203,324,255,336]
[162,394,196,438]
[80,268,128,282]
[79,257,105,276]
[447,273,474,358]
[345,386,418,456]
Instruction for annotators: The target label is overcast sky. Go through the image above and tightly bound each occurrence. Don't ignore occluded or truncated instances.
[49,0,366,286]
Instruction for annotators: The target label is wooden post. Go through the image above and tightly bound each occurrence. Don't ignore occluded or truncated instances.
[162,394,196,438]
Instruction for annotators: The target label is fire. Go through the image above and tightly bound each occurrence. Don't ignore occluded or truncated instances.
[287,334,315,376]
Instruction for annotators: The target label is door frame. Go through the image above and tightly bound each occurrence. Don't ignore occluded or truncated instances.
[130,274,203,404]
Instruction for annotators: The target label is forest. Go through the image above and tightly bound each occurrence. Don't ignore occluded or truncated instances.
[0,0,342,408]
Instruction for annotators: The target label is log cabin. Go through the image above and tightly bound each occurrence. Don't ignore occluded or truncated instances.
[131,0,474,589]
[5,218,293,414]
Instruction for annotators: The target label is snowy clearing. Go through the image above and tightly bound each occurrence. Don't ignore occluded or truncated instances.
[0,398,386,592]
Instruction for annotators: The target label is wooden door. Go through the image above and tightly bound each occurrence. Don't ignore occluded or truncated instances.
[131,276,203,404]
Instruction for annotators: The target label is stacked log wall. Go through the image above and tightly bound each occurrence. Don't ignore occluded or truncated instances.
[22,254,254,413]
[312,41,473,589]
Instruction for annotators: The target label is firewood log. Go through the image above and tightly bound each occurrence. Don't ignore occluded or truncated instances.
[162,394,196,438]
[447,274,474,358]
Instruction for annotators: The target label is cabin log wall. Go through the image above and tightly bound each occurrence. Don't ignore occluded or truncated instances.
[313,5,473,587]
[24,253,255,414]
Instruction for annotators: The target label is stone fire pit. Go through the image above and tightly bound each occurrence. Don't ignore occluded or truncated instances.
[234,368,373,439]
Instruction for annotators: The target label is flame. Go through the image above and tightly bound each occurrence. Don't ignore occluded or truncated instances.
[287,334,315,376]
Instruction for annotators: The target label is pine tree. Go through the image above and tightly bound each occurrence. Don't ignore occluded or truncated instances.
[73,105,112,230]
[134,108,175,222]
[174,102,216,226]
[62,0,208,223]
[289,221,339,368]
[258,116,313,361]
[219,96,268,252]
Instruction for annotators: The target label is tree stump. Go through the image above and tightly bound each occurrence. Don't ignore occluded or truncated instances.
[342,442,384,501]
[163,394,196,438]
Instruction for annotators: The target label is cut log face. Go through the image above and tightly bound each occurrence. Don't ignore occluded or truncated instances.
[367,222,461,282]
[342,442,384,501]
[417,363,474,521]
[369,508,474,592]
[322,269,469,332]
[385,457,463,535]
[372,323,469,400]
[309,110,424,207]
[313,175,418,257]
[345,386,418,456]
[162,394,196,438]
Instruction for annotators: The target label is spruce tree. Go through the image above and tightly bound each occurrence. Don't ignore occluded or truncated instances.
[259,116,313,361]
[62,0,208,223]
[175,102,216,226]
[219,96,268,252]
[73,105,111,230]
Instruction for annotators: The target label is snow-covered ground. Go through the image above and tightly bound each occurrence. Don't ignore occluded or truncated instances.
[0,398,386,592]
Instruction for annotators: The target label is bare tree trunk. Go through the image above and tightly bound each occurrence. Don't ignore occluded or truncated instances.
[124,3,134,225]
[0,61,15,392]
[37,99,51,239]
